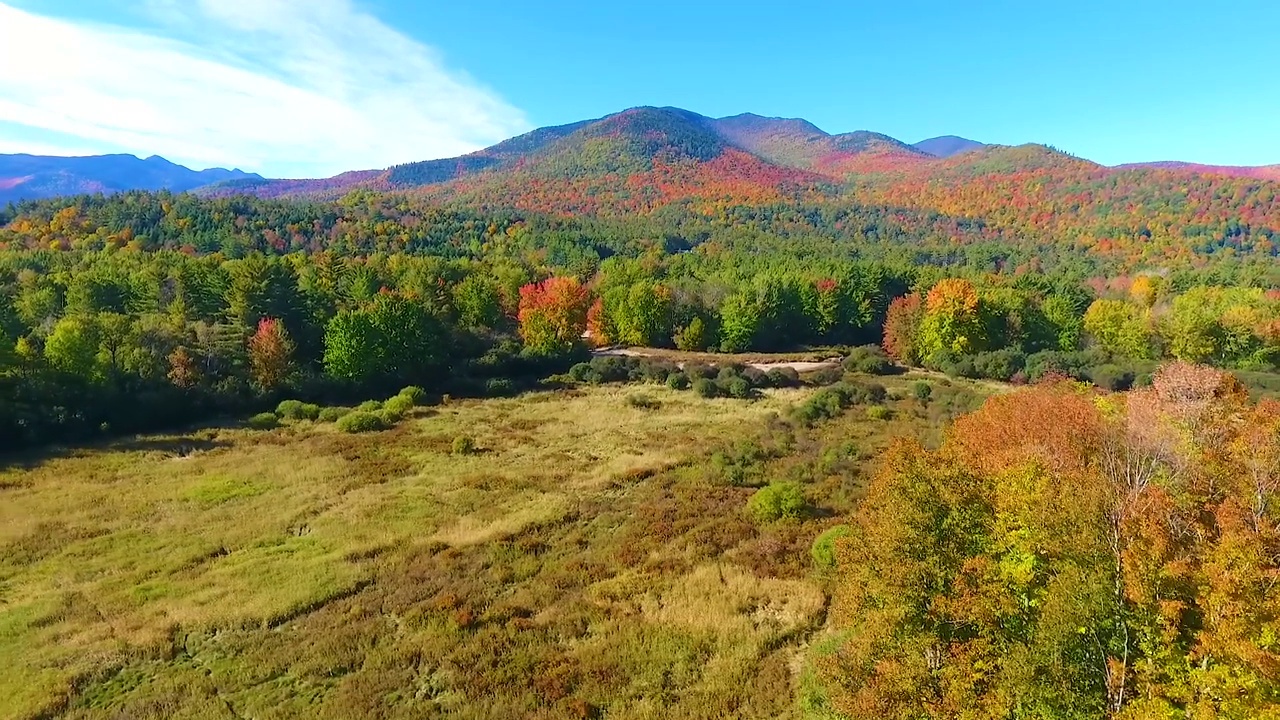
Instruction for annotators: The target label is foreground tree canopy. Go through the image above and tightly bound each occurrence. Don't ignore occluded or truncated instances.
[822,364,1280,719]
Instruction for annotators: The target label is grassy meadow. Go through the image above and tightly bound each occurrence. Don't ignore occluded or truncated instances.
[0,374,987,719]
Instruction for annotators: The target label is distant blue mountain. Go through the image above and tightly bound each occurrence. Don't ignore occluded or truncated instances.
[0,153,262,204]
[912,135,986,158]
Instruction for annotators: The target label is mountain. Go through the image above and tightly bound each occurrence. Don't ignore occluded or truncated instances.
[913,135,986,158]
[709,113,932,175]
[0,153,261,204]
[413,107,830,215]
[202,107,936,201]
[183,106,1280,257]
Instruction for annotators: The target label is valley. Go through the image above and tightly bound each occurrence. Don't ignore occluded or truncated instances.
[2,101,1279,719]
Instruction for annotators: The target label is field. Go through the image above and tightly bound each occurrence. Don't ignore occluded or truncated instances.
[0,375,988,719]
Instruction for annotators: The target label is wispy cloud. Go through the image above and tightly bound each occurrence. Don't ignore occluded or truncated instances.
[0,1,530,177]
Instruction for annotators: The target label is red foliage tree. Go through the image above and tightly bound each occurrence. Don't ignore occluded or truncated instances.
[517,277,592,355]
[247,317,295,390]
[882,293,924,365]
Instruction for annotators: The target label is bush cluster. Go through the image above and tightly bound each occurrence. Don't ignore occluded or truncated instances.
[927,347,1159,391]
[334,386,426,433]
[565,355,801,400]
[843,345,894,375]
[275,399,321,421]
[792,380,887,425]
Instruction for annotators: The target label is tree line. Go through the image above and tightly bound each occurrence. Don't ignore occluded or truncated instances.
[5,190,1280,451]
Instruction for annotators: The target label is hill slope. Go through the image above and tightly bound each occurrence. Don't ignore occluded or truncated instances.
[1114,160,1280,181]
[0,154,260,204]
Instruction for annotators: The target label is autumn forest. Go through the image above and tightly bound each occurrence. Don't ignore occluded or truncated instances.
[2,105,1279,719]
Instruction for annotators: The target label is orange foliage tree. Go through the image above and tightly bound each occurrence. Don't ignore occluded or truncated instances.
[822,365,1280,718]
[517,276,592,355]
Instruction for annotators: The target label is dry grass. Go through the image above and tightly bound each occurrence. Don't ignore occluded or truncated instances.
[0,385,805,719]
[0,378,986,719]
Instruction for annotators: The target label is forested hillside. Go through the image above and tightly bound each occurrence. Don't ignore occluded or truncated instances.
[184,106,1280,274]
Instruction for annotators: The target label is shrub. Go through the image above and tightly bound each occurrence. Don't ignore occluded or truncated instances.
[398,386,427,405]
[866,404,891,421]
[712,439,771,487]
[639,360,677,384]
[1024,349,1108,383]
[717,364,746,383]
[275,399,305,419]
[336,411,385,434]
[741,366,768,388]
[486,378,515,396]
[766,367,800,388]
[808,366,844,386]
[935,354,979,379]
[247,412,278,430]
[844,345,892,375]
[589,356,634,383]
[626,394,662,410]
[318,406,350,423]
[666,371,691,390]
[793,386,853,425]
[792,381,885,425]
[451,435,476,455]
[693,378,719,398]
[853,381,888,404]
[357,400,383,413]
[748,482,806,523]
[1087,364,1136,391]
[568,362,594,382]
[913,381,933,401]
[726,376,753,399]
[811,524,853,571]
[673,316,708,351]
[383,394,415,416]
[684,363,716,380]
[379,407,405,424]
[970,349,1026,382]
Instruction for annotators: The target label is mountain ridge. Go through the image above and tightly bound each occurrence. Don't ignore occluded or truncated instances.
[1114,160,1280,181]
[0,153,261,204]
[9,107,1280,211]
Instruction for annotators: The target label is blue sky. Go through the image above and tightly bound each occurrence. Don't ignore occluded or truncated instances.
[2,0,1278,176]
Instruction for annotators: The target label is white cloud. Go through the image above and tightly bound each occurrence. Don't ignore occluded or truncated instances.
[0,1,530,177]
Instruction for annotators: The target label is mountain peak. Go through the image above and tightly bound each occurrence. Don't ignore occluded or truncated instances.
[714,113,828,138]
[913,135,986,158]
